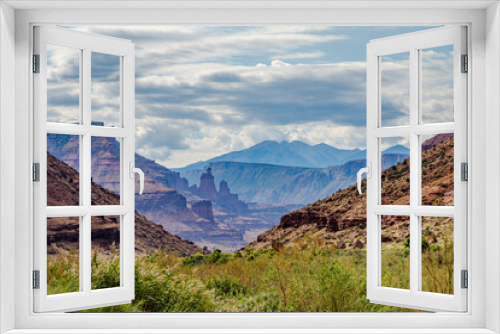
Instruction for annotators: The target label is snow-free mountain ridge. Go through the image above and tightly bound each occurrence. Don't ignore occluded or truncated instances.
[175,140,406,171]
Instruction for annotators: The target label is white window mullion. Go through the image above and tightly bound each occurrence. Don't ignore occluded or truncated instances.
[366,44,380,300]
[82,214,92,294]
[121,50,135,297]
[453,26,468,306]
[409,47,420,295]
[33,27,49,307]
[81,48,92,295]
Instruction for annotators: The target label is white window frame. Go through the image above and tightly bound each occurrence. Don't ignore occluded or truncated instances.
[0,1,499,333]
[366,26,468,312]
[33,25,136,312]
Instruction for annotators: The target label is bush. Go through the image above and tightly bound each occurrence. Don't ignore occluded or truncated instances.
[403,236,429,253]
[49,243,452,313]
[206,276,250,297]
[181,253,206,266]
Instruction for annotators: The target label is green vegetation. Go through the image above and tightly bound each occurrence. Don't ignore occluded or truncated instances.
[46,240,454,313]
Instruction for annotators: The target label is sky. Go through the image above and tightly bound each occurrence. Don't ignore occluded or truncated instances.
[46,26,453,168]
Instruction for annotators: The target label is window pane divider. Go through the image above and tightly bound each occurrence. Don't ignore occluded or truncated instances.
[90,126,130,138]
[46,206,88,217]
[373,206,454,216]
[409,46,420,295]
[46,123,87,135]
[46,206,130,217]
[90,205,130,216]
[46,122,130,138]
[373,123,454,138]
[82,47,92,296]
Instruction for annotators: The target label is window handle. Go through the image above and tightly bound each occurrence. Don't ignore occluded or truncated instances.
[129,162,145,195]
[357,162,371,195]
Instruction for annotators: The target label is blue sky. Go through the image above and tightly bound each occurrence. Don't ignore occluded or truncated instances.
[47,26,452,168]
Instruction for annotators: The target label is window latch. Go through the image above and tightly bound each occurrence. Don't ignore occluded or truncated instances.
[357,162,372,195]
[129,162,145,195]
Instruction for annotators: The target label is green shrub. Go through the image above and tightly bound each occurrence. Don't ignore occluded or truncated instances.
[206,276,250,297]
[181,253,206,266]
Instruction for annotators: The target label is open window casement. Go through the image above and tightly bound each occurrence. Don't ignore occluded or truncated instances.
[363,26,467,312]
[33,26,140,312]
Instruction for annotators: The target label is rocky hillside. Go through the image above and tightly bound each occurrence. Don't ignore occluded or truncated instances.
[244,134,454,250]
[46,152,204,256]
[47,133,281,252]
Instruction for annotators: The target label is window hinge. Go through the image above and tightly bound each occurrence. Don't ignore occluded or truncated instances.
[33,270,40,289]
[461,162,468,181]
[33,54,40,73]
[461,270,468,289]
[461,54,468,73]
[33,163,40,182]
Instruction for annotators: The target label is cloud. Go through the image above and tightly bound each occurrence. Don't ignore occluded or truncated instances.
[271,51,326,60]
[56,26,451,168]
[133,60,368,130]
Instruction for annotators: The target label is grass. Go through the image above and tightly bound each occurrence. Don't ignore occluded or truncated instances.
[47,239,454,312]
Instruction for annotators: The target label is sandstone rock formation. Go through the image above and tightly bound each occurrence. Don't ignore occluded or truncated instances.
[47,152,203,256]
[191,167,249,213]
[182,154,409,206]
[192,200,215,222]
[244,135,455,251]
[47,133,284,252]
[198,167,218,199]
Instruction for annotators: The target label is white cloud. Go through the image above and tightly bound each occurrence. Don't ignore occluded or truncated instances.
[57,26,451,169]
[271,51,326,60]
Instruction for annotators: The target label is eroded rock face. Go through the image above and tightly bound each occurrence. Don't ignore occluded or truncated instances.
[280,211,340,232]
[192,200,215,222]
[243,135,455,252]
[198,168,218,200]
[46,152,204,256]
[216,180,249,214]
[191,168,249,214]
[218,180,231,196]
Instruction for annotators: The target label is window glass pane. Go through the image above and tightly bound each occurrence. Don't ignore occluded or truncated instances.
[421,216,454,294]
[92,52,121,127]
[47,217,80,295]
[47,44,80,124]
[421,133,454,206]
[381,215,410,290]
[381,52,410,127]
[380,137,410,205]
[91,215,121,290]
[91,137,121,205]
[421,45,454,124]
[47,133,80,206]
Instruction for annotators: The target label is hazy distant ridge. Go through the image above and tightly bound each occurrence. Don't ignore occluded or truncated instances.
[182,154,408,205]
[175,140,408,172]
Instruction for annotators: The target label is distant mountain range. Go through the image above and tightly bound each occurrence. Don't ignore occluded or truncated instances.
[47,134,411,250]
[174,140,409,172]
[47,134,281,251]
[181,154,408,205]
